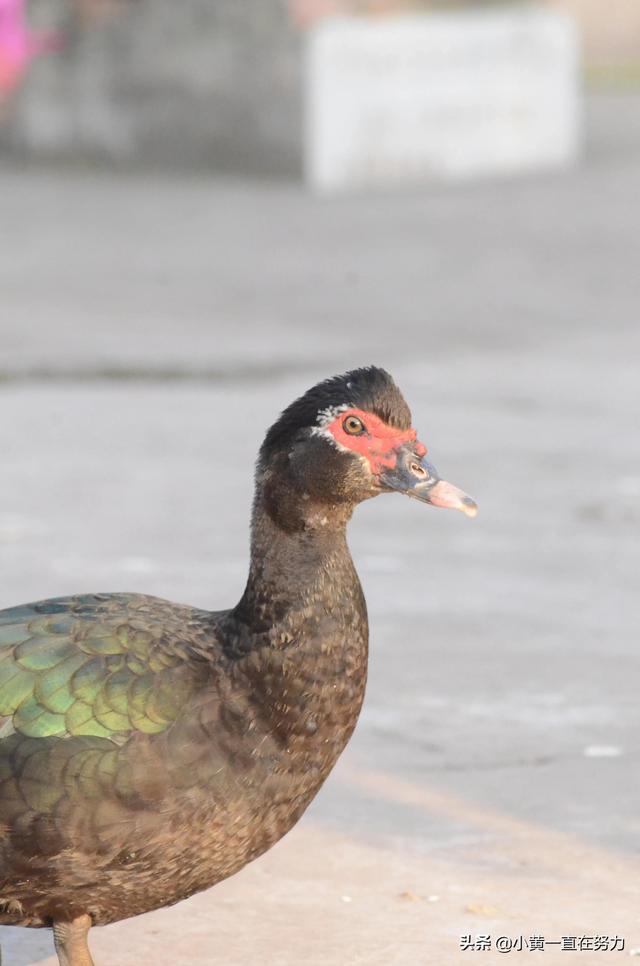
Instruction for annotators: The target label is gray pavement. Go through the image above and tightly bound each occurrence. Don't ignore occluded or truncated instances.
[0,92,639,965]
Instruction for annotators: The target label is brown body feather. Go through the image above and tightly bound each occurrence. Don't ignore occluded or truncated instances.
[0,506,367,927]
[0,367,473,966]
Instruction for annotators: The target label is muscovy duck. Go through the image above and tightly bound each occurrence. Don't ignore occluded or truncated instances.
[0,367,476,966]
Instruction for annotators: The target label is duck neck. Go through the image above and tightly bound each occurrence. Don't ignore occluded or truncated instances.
[228,480,369,769]
[234,484,360,640]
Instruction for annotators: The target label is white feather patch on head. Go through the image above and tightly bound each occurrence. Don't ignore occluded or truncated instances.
[311,401,373,473]
[311,403,352,453]
[315,403,352,427]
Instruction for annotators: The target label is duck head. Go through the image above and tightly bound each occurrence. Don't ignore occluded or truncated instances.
[257,367,476,532]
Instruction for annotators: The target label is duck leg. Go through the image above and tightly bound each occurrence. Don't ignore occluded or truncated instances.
[53,915,95,966]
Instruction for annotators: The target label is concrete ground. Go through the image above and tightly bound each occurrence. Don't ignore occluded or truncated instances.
[0,93,639,964]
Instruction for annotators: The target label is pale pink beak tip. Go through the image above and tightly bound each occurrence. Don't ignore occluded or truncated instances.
[427,479,478,518]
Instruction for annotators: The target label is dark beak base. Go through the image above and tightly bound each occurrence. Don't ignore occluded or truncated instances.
[379,445,477,518]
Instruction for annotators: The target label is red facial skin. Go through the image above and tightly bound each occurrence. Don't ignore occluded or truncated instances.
[325,408,427,475]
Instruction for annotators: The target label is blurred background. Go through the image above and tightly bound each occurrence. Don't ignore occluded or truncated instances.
[0,1,639,964]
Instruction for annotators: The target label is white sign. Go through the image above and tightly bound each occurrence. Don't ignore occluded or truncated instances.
[305,8,581,191]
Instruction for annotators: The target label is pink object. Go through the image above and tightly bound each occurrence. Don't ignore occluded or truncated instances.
[0,0,59,98]
[288,0,344,28]
[288,0,414,27]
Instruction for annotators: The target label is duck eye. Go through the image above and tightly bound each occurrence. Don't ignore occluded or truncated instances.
[343,415,365,436]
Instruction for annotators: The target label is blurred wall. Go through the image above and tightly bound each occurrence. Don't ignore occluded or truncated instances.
[548,0,640,70]
[1,0,304,172]
[295,0,640,68]
[1,0,639,171]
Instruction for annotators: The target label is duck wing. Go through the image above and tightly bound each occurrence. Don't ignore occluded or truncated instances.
[0,592,211,744]
[0,594,246,923]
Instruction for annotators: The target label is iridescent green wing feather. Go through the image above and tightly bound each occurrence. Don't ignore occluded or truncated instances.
[0,593,203,743]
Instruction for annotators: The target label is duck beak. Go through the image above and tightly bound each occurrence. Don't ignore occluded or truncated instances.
[379,444,477,518]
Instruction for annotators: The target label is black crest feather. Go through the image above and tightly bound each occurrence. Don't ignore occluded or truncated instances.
[261,367,412,461]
